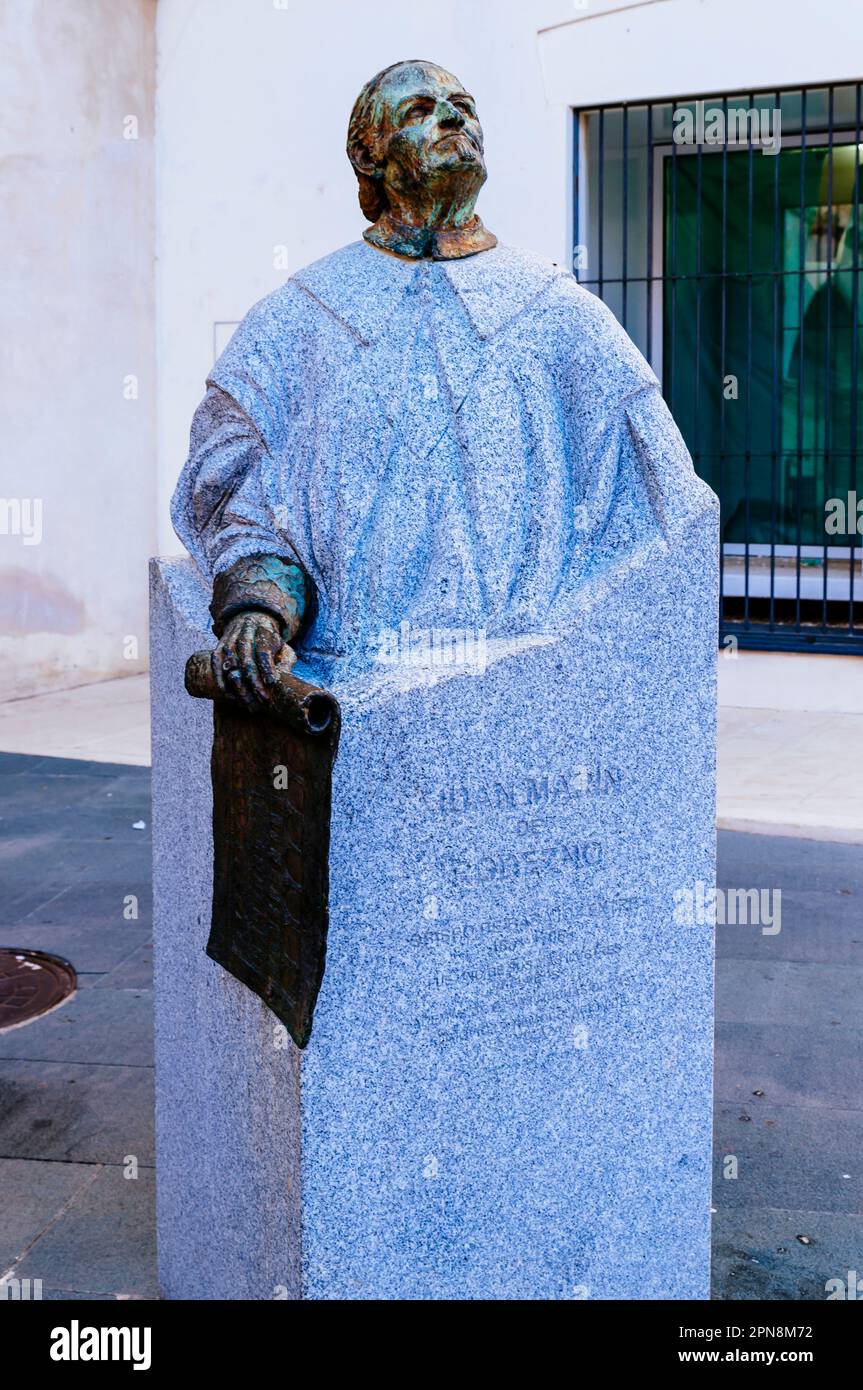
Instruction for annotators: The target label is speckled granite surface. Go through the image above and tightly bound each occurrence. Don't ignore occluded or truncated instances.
[172,240,712,662]
[150,560,301,1302]
[155,238,718,1299]
[152,517,716,1298]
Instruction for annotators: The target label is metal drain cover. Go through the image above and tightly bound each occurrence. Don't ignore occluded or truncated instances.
[0,948,76,1032]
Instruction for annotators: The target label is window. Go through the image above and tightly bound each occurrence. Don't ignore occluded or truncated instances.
[574,86,863,652]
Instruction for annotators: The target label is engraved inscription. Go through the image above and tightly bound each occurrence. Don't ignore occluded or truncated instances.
[437,839,603,888]
[434,766,623,818]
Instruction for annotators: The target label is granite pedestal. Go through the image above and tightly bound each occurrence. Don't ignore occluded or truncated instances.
[151,497,717,1300]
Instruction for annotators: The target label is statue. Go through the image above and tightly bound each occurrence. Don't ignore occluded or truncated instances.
[172,57,696,692]
[173,57,701,1046]
[157,59,717,1298]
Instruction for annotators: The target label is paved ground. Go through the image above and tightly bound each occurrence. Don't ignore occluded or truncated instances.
[0,751,860,1300]
[0,753,154,1300]
[0,676,151,767]
[712,830,863,1299]
[717,706,863,843]
[715,648,863,844]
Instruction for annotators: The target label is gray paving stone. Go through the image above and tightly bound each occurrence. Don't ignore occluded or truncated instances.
[715,888,863,965]
[0,923,149,976]
[10,881,153,929]
[714,1100,863,1212]
[0,775,106,819]
[40,1289,131,1300]
[718,830,863,895]
[14,1165,157,1299]
[0,1157,100,1269]
[0,988,153,1066]
[0,754,125,780]
[0,807,152,844]
[0,752,51,777]
[0,1060,153,1164]
[712,1208,863,1301]
[715,1021,863,1112]
[716,959,863,1029]
[2,874,90,926]
[92,943,153,991]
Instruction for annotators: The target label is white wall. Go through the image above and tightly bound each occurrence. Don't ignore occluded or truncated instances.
[0,0,156,701]
[539,0,863,108]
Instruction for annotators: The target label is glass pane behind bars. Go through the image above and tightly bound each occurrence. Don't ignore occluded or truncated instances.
[664,143,863,548]
[575,87,863,649]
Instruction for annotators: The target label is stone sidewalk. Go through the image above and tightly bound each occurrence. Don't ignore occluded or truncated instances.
[0,752,154,1300]
[0,749,860,1299]
[711,830,863,1298]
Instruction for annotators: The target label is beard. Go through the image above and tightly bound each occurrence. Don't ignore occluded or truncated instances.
[386,129,487,209]
[431,129,483,167]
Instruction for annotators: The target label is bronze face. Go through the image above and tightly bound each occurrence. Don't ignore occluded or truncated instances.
[348,60,497,260]
[372,62,487,191]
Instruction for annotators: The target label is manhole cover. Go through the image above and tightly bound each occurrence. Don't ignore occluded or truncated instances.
[0,949,77,1032]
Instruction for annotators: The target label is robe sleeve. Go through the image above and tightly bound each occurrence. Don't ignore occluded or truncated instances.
[548,281,716,577]
[170,383,297,578]
[170,290,303,579]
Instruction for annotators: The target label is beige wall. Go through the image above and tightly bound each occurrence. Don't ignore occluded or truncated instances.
[0,0,156,700]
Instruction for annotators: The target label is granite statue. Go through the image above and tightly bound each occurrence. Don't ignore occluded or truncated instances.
[172,57,702,684]
[154,58,718,1298]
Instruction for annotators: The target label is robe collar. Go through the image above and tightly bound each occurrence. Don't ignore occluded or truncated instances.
[363,212,498,262]
[290,240,563,347]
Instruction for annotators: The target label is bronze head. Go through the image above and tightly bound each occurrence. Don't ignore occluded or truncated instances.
[347,59,497,260]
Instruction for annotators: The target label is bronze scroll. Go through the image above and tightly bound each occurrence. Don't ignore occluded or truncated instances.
[185,652,341,1048]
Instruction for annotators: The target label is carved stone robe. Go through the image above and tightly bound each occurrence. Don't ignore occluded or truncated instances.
[172,240,710,656]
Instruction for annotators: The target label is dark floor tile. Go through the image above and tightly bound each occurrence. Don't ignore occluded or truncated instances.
[715,1021,863,1112]
[11,881,152,929]
[716,959,863,1029]
[92,943,153,991]
[2,878,90,927]
[715,888,863,964]
[0,776,110,819]
[0,752,52,777]
[0,807,151,845]
[2,839,150,886]
[80,773,152,813]
[714,1100,863,1212]
[0,1059,154,1164]
[712,1207,863,1300]
[0,754,133,780]
[40,1288,132,1300]
[0,922,149,976]
[718,831,863,895]
[0,1157,100,1269]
